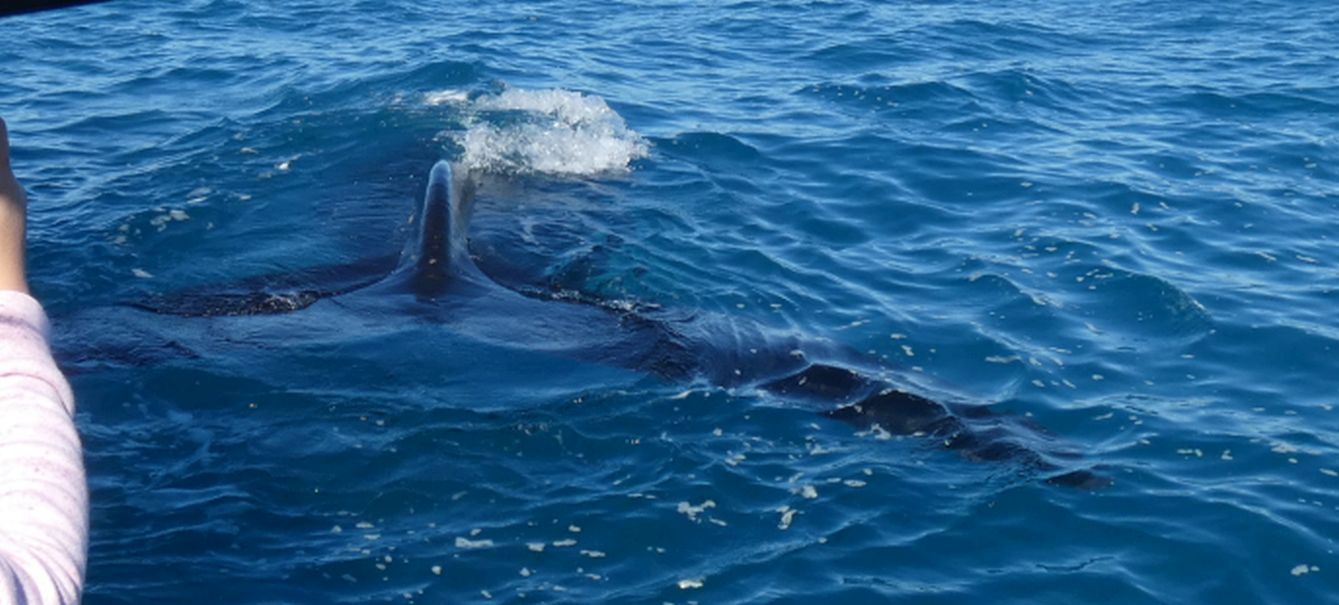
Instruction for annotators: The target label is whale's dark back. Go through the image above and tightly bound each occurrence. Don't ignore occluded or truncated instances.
[111,160,1106,488]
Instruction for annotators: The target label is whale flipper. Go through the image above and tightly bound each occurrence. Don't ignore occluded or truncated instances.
[762,363,1108,488]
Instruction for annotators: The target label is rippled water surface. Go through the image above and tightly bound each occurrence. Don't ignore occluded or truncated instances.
[4,1,1339,603]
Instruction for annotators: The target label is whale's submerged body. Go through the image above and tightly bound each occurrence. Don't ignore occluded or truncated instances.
[59,161,1105,488]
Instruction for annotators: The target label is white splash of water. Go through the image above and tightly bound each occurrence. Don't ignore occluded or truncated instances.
[426,88,648,176]
[424,89,470,106]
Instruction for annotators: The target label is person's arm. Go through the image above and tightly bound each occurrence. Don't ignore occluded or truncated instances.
[0,117,87,604]
[0,118,27,293]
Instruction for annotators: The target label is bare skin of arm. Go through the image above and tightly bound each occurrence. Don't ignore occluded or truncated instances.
[0,117,28,294]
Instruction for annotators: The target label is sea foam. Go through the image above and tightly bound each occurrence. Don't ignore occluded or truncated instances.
[427,88,648,176]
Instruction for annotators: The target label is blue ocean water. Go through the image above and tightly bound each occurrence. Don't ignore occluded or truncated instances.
[4,0,1339,602]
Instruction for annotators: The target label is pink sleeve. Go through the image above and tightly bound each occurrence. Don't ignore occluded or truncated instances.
[0,291,87,604]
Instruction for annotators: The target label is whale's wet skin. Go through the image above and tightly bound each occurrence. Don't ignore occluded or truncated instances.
[60,161,1103,488]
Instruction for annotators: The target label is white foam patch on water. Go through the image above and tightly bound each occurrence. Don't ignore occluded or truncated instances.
[425,89,470,105]
[431,88,648,176]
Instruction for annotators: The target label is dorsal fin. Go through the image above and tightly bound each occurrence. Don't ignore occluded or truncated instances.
[394,160,482,296]
[133,161,482,317]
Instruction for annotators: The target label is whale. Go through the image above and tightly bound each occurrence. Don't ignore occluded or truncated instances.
[57,161,1106,488]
